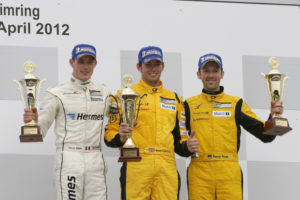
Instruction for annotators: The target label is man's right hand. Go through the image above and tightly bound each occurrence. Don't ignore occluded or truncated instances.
[23,107,38,123]
[119,122,133,143]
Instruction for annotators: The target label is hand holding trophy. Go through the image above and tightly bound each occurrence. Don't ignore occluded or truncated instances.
[261,57,292,135]
[13,61,46,142]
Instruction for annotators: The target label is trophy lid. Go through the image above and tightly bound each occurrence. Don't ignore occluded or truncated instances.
[23,61,38,80]
[24,61,35,73]
[122,74,134,88]
[119,74,139,97]
[268,57,281,75]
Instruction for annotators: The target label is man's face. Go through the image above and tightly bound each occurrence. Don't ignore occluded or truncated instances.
[70,55,97,82]
[137,59,164,87]
[197,61,224,92]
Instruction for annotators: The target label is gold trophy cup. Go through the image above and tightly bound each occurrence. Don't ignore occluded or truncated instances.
[13,61,46,142]
[261,57,292,136]
[117,74,141,162]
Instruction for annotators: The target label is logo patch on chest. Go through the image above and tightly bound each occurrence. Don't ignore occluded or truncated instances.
[212,111,231,117]
[160,103,176,111]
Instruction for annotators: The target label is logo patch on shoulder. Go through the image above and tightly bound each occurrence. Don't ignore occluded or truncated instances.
[213,111,231,117]
[161,103,176,111]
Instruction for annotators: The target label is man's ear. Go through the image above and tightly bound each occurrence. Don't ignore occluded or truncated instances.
[196,71,202,80]
[137,63,142,72]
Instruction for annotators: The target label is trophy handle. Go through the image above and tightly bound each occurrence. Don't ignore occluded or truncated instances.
[261,73,273,100]
[36,78,46,103]
[280,76,288,102]
[13,80,26,106]
[109,94,121,120]
[135,93,147,122]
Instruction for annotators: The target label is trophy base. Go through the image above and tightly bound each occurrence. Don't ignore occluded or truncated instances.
[20,125,43,142]
[118,147,141,162]
[263,117,292,136]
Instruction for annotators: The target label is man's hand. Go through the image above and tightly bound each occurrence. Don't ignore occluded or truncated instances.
[119,122,133,143]
[271,101,283,116]
[187,130,199,153]
[23,107,38,123]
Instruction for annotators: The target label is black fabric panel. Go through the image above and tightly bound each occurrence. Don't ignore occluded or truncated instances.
[120,162,127,200]
[172,115,193,157]
[184,101,191,133]
[177,170,181,200]
[174,92,181,104]
[187,166,190,200]
[104,133,124,147]
[235,99,243,152]
[239,103,276,143]
[241,169,244,200]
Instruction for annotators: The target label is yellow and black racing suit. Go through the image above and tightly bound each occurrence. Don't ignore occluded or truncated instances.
[105,79,192,200]
[184,86,275,200]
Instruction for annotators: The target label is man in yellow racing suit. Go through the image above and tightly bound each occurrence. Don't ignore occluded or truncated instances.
[105,46,199,200]
[184,53,283,200]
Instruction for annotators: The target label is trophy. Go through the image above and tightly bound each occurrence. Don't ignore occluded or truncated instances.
[13,61,46,142]
[261,57,292,136]
[115,74,142,162]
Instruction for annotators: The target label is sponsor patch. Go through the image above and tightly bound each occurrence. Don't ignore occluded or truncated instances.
[109,115,117,123]
[180,120,186,128]
[193,118,210,121]
[193,104,209,109]
[91,97,103,101]
[67,113,76,120]
[192,111,209,115]
[161,103,176,111]
[207,154,234,160]
[63,91,81,95]
[160,97,176,105]
[181,130,188,136]
[109,107,119,114]
[111,102,118,107]
[89,90,102,96]
[212,111,231,117]
[213,102,232,108]
[181,112,186,119]
[67,113,104,120]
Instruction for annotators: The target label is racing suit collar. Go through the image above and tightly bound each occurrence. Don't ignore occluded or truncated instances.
[139,78,163,93]
[202,86,224,102]
[70,76,91,88]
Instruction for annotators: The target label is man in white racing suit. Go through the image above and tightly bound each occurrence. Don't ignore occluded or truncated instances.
[23,44,110,200]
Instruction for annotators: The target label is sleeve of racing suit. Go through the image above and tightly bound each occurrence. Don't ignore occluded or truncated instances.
[172,94,194,157]
[183,100,191,132]
[236,99,276,143]
[38,91,59,138]
[104,93,124,147]
[104,86,112,117]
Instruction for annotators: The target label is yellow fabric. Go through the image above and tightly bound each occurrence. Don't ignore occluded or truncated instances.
[186,91,263,157]
[123,155,178,200]
[186,90,263,200]
[105,79,188,200]
[188,161,242,200]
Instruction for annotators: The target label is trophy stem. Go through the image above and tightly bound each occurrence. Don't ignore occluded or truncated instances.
[123,137,135,148]
[25,120,37,126]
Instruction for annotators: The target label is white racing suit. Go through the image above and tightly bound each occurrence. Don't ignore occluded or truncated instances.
[39,76,110,200]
